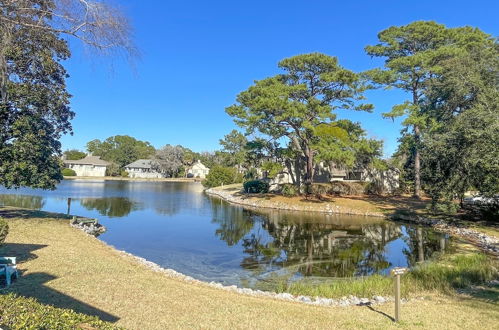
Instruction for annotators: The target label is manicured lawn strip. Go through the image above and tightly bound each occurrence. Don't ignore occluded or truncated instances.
[1,207,498,329]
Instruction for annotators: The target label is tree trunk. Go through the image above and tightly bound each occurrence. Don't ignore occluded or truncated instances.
[304,146,314,193]
[414,124,421,198]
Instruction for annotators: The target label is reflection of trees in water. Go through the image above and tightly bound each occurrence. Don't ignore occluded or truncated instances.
[240,221,403,278]
[79,197,140,218]
[210,200,254,246]
[402,226,448,266]
[0,194,45,210]
[209,203,407,277]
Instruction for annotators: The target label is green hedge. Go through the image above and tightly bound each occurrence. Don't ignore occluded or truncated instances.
[61,168,77,176]
[0,293,121,330]
[202,166,243,188]
[243,180,269,193]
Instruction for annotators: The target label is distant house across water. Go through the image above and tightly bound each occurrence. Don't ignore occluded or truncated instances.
[63,155,111,177]
[124,159,163,179]
[187,160,210,179]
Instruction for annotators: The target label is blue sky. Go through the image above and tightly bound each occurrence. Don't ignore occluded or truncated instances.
[60,0,499,157]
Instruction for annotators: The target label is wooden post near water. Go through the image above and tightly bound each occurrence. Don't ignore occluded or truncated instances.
[390,267,407,322]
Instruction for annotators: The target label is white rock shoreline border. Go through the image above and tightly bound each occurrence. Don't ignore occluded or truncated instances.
[117,249,395,308]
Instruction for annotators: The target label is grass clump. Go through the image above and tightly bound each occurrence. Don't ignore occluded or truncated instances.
[278,252,497,299]
[0,293,121,330]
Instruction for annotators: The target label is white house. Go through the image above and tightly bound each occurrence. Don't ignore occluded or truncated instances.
[124,159,163,179]
[187,160,210,179]
[63,156,111,177]
[266,161,400,193]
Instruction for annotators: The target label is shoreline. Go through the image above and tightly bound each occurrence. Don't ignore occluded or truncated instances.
[205,185,387,217]
[63,176,202,183]
[205,185,499,256]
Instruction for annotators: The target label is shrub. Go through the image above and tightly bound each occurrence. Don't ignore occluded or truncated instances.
[427,200,460,215]
[61,168,76,176]
[281,183,299,197]
[244,168,258,181]
[120,170,129,177]
[330,181,365,195]
[0,293,121,330]
[0,218,8,246]
[202,166,243,188]
[310,183,330,196]
[365,180,385,195]
[105,164,120,177]
[243,180,269,194]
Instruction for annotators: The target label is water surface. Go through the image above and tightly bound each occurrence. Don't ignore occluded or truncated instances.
[0,180,449,288]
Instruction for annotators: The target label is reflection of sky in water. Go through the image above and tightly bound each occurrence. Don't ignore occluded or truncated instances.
[0,181,449,288]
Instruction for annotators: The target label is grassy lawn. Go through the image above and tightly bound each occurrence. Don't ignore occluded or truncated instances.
[1,207,498,329]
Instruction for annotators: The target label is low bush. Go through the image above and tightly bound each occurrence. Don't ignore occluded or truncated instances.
[120,170,129,178]
[365,181,385,195]
[310,183,330,196]
[202,166,243,188]
[281,184,299,197]
[105,164,120,177]
[61,168,76,176]
[0,293,120,330]
[427,200,460,215]
[0,218,8,245]
[330,181,365,195]
[243,180,269,194]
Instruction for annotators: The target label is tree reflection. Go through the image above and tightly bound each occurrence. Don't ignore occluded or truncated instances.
[211,207,448,279]
[79,197,140,218]
[210,200,254,246]
[401,226,448,266]
[0,194,45,210]
[240,221,402,278]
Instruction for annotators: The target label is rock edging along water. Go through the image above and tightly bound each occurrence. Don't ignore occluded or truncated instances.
[391,214,499,256]
[205,187,386,217]
[206,187,499,256]
[116,249,396,308]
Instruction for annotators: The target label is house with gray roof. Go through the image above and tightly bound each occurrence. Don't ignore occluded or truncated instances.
[124,159,163,178]
[63,155,111,177]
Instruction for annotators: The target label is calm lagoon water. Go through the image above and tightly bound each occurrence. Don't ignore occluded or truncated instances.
[0,180,449,289]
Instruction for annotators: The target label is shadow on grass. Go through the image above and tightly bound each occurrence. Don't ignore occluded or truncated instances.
[6,272,120,323]
[365,305,395,322]
[0,241,119,323]
[0,243,47,263]
[0,207,70,220]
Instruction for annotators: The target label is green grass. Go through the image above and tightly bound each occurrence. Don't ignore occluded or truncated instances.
[0,293,120,330]
[277,252,498,299]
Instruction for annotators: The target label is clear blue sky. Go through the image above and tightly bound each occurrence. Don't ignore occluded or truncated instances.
[60,0,499,157]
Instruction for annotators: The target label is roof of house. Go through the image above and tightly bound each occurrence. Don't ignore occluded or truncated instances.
[124,159,156,169]
[63,156,111,166]
[190,160,209,170]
